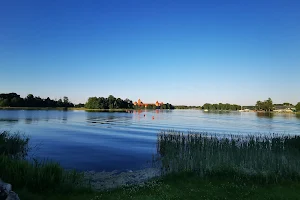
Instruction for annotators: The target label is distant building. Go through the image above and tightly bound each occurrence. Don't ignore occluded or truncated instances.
[133,99,163,108]
[273,104,295,113]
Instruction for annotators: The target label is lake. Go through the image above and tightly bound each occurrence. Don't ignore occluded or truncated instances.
[1,109,300,172]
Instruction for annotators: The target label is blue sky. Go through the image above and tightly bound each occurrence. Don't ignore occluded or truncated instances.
[0,0,299,105]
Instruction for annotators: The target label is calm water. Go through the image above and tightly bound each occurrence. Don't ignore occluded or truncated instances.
[1,110,300,171]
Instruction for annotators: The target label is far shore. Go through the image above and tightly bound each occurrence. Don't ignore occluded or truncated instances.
[0,107,134,112]
[0,107,69,110]
[0,107,299,114]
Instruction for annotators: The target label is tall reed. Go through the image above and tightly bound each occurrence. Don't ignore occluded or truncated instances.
[156,131,300,183]
[0,131,30,159]
[0,131,86,193]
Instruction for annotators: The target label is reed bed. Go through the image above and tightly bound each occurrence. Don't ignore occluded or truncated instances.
[156,131,300,183]
[0,156,84,192]
[0,131,30,159]
[0,131,85,193]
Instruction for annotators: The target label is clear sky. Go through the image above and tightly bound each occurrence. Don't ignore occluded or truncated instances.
[0,0,299,106]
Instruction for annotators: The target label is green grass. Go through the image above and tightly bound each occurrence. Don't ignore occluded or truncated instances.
[15,173,300,200]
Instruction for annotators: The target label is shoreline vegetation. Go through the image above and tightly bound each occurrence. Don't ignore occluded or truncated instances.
[1,131,300,199]
[1,107,299,115]
[0,93,299,113]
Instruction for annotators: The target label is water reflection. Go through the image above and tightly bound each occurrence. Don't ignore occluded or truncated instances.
[24,111,35,124]
[296,114,300,119]
[0,119,19,125]
[61,111,68,123]
[24,118,33,124]
[256,112,274,118]
[280,113,295,119]
[86,113,132,126]
[202,110,241,116]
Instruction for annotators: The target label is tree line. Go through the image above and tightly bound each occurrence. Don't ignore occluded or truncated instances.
[0,93,74,107]
[255,98,274,112]
[256,98,300,112]
[202,103,241,111]
[85,95,134,109]
[174,105,202,109]
[85,95,175,110]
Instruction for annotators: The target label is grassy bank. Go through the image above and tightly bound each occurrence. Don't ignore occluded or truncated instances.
[2,130,300,199]
[16,173,300,200]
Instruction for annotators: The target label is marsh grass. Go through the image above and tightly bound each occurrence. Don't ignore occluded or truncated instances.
[0,131,30,159]
[156,131,300,183]
[0,156,85,193]
[0,131,87,193]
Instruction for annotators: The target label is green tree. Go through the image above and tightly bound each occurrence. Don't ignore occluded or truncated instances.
[108,95,116,109]
[256,98,274,112]
[63,96,69,104]
[85,97,100,109]
[0,99,10,107]
[256,101,262,110]
[265,98,273,112]
[295,102,300,112]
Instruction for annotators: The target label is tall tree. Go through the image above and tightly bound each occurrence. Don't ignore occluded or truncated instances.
[295,102,300,112]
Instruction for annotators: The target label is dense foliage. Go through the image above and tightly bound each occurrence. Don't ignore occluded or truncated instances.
[174,105,201,109]
[295,102,300,112]
[242,106,256,110]
[85,95,134,109]
[0,93,74,107]
[202,103,241,110]
[74,103,85,108]
[255,98,274,112]
[161,103,175,109]
[86,95,174,110]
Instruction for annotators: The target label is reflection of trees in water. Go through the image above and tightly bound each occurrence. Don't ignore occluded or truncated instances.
[256,112,274,118]
[0,119,19,125]
[281,113,294,119]
[54,110,68,123]
[296,114,300,119]
[61,111,68,122]
[25,118,33,124]
[86,113,132,126]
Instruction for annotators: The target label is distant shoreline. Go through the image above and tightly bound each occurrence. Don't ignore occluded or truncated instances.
[0,107,133,112]
[0,107,161,112]
[0,107,68,110]
[0,107,299,114]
